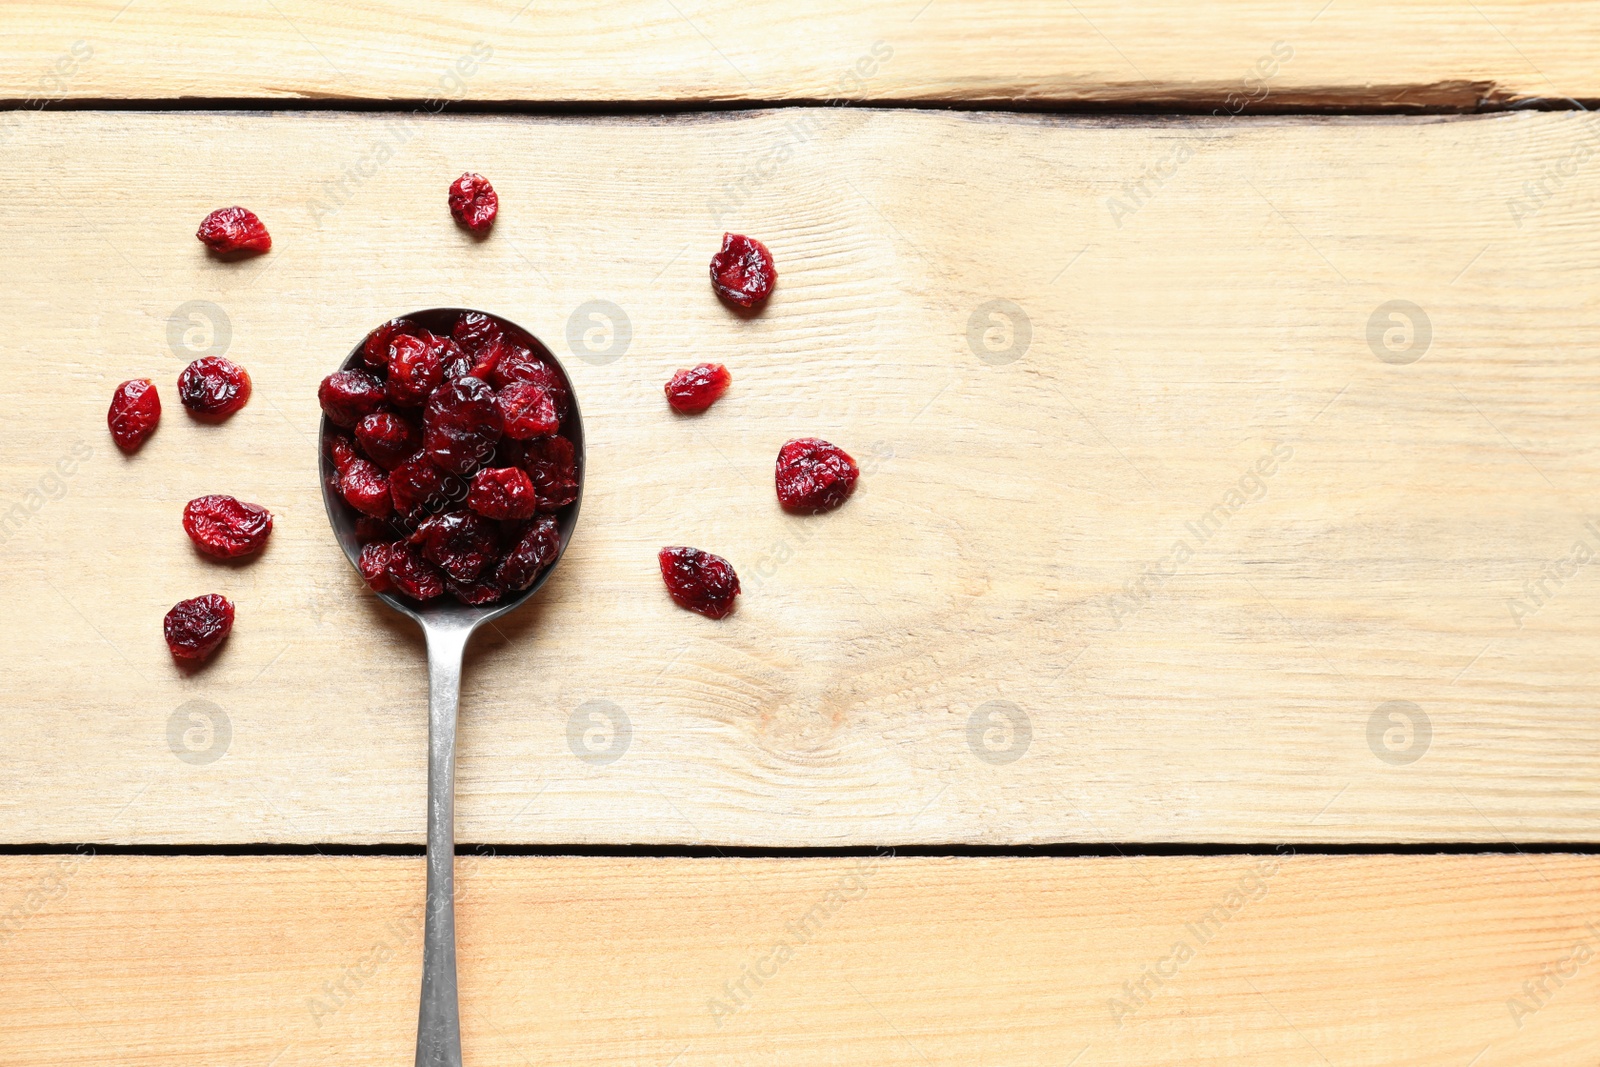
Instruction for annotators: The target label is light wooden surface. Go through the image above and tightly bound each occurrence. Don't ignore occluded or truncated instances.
[1,1,1598,108]
[2,854,1597,1065]
[1,109,1598,845]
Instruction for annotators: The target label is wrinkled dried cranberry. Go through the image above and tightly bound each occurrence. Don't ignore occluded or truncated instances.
[183,494,273,558]
[448,173,498,233]
[318,369,386,428]
[164,594,235,661]
[384,334,441,408]
[710,233,776,308]
[775,437,858,513]
[325,433,359,472]
[520,436,579,511]
[386,543,446,601]
[446,575,505,605]
[424,376,503,475]
[410,510,497,582]
[496,381,559,439]
[340,458,394,519]
[108,378,161,451]
[488,345,569,416]
[196,207,271,256]
[664,363,731,414]
[658,547,740,619]
[389,450,455,518]
[179,357,252,420]
[358,542,396,593]
[495,516,561,590]
[467,467,538,520]
[355,413,420,470]
[452,311,503,353]
[361,318,416,369]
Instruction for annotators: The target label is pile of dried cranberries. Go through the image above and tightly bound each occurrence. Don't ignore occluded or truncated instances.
[320,310,579,606]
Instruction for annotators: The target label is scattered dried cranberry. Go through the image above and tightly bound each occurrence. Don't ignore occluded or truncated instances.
[710,233,776,308]
[358,542,396,592]
[497,381,559,439]
[520,436,579,511]
[354,413,419,471]
[339,458,394,519]
[658,547,740,619]
[775,437,858,513]
[386,334,442,408]
[108,378,161,451]
[664,363,731,414]
[448,173,498,233]
[467,467,538,520]
[196,207,271,256]
[179,357,252,420]
[164,594,235,661]
[410,510,497,582]
[424,376,503,475]
[495,516,561,590]
[386,543,446,601]
[182,494,273,558]
[446,575,505,605]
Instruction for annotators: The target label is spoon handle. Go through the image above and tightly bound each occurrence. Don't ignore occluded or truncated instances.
[416,621,472,1067]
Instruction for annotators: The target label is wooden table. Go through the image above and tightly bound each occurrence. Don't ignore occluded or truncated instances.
[2,4,1597,1064]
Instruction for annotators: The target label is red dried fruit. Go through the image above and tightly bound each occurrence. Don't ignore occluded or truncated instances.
[445,575,505,605]
[361,318,416,369]
[355,413,420,471]
[108,378,161,451]
[389,450,456,518]
[325,433,359,473]
[339,458,394,519]
[519,436,579,511]
[384,334,442,408]
[488,344,569,416]
[495,515,561,590]
[658,547,740,619]
[409,510,498,582]
[317,369,386,428]
[775,437,858,513]
[358,542,396,593]
[496,381,559,440]
[196,207,271,256]
[424,376,503,475]
[182,494,273,558]
[163,594,235,661]
[710,233,776,308]
[386,543,446,601]
[664,363,731,414]
[450,312,506,379]
[467,467,538,520]
[448,172,499,233]
[179,357,252,420]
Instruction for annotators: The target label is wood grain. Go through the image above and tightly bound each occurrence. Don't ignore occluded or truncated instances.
[1,2,1597,108]
[2,854,1597,1065]
[1,109,1598,845]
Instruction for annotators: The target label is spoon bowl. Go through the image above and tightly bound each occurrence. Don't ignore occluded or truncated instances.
[317,308,583,1067]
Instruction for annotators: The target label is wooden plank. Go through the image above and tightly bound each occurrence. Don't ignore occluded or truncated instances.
[1,2,1598,108]
[1,109,1599,845]
[2,854,1597,1065]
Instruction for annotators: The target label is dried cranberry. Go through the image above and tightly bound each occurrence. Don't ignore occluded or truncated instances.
[424,376,503,475]
[361,318,416,369]
[520,436,579,511]
[358,542,397,593]
[775,437,858,513]
[495,516,561,590]
[108,378,161,451]
[339,458,394,519]
[497,381,559,439]
[658,547,740,619]
[196,207,271,256]
[488,345,569,416]
[390,450,455,518]
[448,173,498,233]
[355,413,420,470]
[710,233,776,308]
[467,467,538,520]
[179,357,252,420]
[163,594,235,661]
[452,311,503,353]
[446,575,505,605]
[318,369,386,428]
[409,510,498,582]
[386,543,446,601]
[183,494,273,558]
[384,334,442,408]
[325,433,359,472]
[664,363,731,414]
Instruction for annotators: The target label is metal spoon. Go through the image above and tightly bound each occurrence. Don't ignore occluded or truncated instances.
[318,308,584,1067]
